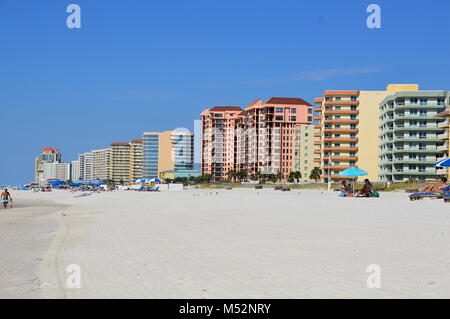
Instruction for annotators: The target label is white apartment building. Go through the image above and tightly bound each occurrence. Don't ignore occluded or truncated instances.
[92,148,112,180]
[79,152,94,180]
[71,160,81,181]
[42,162,71,182]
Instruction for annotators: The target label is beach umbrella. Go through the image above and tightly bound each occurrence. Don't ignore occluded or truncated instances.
[435,158,450,167]
[149,178,161,183]
[339,167,368,177]
[339,168,368,193]
[47,180,66,185]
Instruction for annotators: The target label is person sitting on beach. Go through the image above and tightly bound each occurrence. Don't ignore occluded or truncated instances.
[355,179,373,197]
[420,176,449,194]
[1,189,12,209]
[339,181,352,196]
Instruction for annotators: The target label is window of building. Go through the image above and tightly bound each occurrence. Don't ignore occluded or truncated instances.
[276,108,283,113]
[420,98,428,105]
[410,98,418,104]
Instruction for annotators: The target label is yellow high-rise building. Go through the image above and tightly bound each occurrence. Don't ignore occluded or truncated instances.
[314,84,419,182]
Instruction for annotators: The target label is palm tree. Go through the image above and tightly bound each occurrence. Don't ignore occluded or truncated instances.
[227,170,237,183]
[237,170,247,182]
[288,171,302,183]
[276,172,282,182]
[309,167,322,182]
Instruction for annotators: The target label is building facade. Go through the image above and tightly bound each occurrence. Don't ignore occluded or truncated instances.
[71,160,81,181]
[293,124,316,181]
[143,131,194,179]
[314,84,419,182]
[130,139,143,180]
[92,148,112,181]
[379,90,449,182]
[110,143,131,184]
[201,98,313,182]
[79,152,94,180]
[43,162,71,181]
[34,147,62,183]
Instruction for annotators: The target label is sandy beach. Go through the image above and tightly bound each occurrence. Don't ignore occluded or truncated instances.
[1,188,450,298]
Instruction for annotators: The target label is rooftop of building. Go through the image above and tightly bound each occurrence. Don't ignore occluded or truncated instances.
[209,106,243,112]
[41,147,60,153]
[265,97,312,106]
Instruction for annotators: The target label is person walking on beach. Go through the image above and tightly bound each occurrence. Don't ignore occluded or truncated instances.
[1,189,12,209]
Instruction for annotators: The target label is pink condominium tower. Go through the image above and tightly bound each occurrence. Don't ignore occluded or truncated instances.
[201,97,313,182]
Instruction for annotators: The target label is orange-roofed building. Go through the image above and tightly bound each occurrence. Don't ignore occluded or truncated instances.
[201,97,313,181]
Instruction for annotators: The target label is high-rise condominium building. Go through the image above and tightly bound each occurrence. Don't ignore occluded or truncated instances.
[79,152,94,180]
[379,91,449,182]
[130,139,143,180]
[43,162,71,181]
[142,131,194,179]
[314,84,420,182]
[35,147,62,183]
[436,110,450,179]
[201,97,313,181]
[92,148,112,180]
[71,160,81,181]
[293,124,316,181]
[110,143,131,184]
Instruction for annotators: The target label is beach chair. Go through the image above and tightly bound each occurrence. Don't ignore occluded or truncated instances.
[409,192,443,201]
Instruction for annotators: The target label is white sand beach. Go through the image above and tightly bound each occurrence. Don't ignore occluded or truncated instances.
[1,188,450,298]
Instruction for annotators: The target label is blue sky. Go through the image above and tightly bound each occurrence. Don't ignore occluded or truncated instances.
[1,0,450,185]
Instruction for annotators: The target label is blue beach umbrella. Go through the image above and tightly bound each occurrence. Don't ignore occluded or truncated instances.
[339,167,368,177]
[47,180,66,185]
[339,168,368,193]
[149,178,161,183]
[435,158,450,167]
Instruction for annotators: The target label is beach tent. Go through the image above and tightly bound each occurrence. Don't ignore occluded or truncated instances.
[339,168,368,192]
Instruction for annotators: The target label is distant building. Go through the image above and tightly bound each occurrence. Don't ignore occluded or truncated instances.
[110,143,132,184]
[160,169,201,180]
[293,124,316,181]
[43,162,71,181]
[379,90,449,182]
[200,97,314,181]
[92,148,112,181]
[314,84,421,182]
[130,139,143,180]
[142,131,194,179]
[71,160,81,181]
[34,147,62,183]
[79,152,94,180]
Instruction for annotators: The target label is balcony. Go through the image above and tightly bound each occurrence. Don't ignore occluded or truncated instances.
[323,165,355,170]
[323,110,359,115]
[323,138,358,143]
[438,119,449,128]
[323,147,358,152]
[323,119,359,124]
[437,143,449,152]
[324,101,359,106]
[324,129,358,133]
[437,132,449,140]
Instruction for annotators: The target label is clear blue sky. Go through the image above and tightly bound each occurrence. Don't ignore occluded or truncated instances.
[1,0,450,185]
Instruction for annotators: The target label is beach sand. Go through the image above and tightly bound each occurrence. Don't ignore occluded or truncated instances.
[1,188,450,298]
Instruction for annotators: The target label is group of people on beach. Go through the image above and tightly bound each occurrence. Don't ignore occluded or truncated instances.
[339,179,374,197]
[1,189,12,209]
